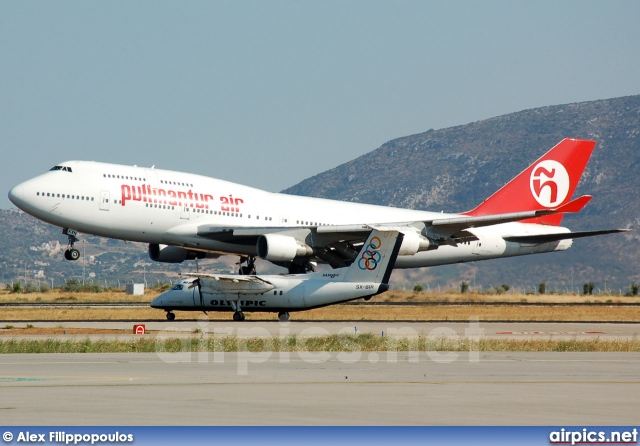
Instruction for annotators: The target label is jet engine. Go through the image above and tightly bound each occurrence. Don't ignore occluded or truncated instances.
[256,234,313,262]
[398,231,432,255]
[148,244,216,263]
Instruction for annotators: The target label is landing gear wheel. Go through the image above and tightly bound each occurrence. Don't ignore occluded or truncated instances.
[278,312,290,322]
[166,312,176,321]
[63,230,81,261]
[68,248,80,261]
[233,311,245,321]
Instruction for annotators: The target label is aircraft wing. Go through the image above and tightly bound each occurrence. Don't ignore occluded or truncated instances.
[503,228,631,244]
[183,273,275,294]
[166,195,600,267]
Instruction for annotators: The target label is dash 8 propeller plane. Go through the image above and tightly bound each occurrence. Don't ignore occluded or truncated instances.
[151,228,403,321]
[8,138,626,275]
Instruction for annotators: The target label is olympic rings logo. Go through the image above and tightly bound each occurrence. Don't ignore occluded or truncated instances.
[358,236,382,270]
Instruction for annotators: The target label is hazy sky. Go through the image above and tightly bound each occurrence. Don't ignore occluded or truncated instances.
[2,1,639,210]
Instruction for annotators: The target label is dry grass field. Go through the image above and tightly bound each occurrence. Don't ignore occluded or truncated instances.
[2,288,639,304]
[1,288,639,323]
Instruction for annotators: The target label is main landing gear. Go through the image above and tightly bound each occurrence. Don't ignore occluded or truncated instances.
[238,256,257,275]
[278,312,290,322]
[288,260,316,275]
[63,229,80,261]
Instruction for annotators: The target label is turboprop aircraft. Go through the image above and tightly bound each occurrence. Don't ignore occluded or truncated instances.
[7,138,626,274]
[150,228,403,321]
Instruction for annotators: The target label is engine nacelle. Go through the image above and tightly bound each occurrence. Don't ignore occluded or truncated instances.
[149,244,215,263]
[398,231,432,256]
[257,234,313,262]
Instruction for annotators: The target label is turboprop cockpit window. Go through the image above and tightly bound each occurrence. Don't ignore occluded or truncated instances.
[172,284,184,291]
[49,166,73,172]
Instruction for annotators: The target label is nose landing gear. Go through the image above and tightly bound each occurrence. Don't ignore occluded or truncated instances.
[62,228,81,261]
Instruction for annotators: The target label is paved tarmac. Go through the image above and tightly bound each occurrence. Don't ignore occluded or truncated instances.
[1,320,639,340]
[1,351,639,425]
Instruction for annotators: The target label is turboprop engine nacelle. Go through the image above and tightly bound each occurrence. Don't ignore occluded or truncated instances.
[149,244,218,264]
[257,234,314,262]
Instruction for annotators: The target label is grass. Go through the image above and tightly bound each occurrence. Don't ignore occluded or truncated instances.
[0,334,638,354]
[2,288,639,304]
[1,304,639,322]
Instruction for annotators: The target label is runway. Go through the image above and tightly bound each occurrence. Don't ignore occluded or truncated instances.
[2,321,638,425]
[1,320,639,340]
[1,352,639,425]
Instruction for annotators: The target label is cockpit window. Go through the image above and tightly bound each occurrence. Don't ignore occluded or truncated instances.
[171,284,184,291]
[49,166,72,172]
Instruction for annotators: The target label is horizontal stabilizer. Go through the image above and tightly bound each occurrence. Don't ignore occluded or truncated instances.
[503,229,630,244]
[429,195,593,235]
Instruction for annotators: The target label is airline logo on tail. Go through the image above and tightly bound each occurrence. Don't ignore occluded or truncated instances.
[358,236,382,270]
[529,160,570,208]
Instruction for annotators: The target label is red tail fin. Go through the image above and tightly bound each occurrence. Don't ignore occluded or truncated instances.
[464,138,596,225]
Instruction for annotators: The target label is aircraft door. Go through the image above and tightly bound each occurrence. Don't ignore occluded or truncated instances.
[99,191,110,211]
[181,204,190,220]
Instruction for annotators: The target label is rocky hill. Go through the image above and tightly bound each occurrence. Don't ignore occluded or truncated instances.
[284,95,640,291]
[0,209,239,289]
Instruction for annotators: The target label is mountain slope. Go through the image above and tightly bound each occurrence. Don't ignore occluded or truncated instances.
[283,95,640,289]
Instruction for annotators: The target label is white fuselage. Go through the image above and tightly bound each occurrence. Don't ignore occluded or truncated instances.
[8,160,572,268]
[151,276,384,314]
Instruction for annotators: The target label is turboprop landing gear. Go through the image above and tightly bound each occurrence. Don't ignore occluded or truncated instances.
[233,311,245,321]
[62,228,81,261]
[166,311,176,321]
[278,312,290,322]
[238,256,256,275]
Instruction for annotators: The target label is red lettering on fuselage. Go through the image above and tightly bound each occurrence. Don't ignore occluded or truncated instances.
[120,183,226,210]
[220,196,244,212]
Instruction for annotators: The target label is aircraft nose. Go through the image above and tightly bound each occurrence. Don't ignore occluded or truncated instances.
[150,295,163,308]
[8,183,25,208]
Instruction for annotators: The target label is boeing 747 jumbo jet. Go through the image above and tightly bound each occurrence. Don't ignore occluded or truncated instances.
[8,138,626,275]
[150,228,403,321]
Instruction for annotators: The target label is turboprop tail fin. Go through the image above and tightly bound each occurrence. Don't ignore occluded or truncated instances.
[342,229,404,284]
